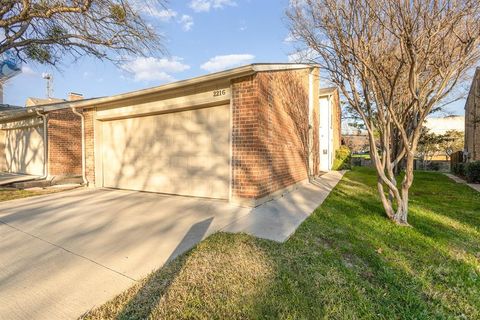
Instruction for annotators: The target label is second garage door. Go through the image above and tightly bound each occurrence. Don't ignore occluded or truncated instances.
[3,125,45,175]
[101,104,230,199]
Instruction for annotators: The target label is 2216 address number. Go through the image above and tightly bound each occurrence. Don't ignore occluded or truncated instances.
[213,89,227,97]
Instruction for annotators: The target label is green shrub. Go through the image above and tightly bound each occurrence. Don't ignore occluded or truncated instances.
[465,161,480,183]
[332,146,352,170]
[427,162,440,171]
[452,163,466,176]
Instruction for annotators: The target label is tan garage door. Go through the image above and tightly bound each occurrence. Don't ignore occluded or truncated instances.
[101,105,230,199]
[3,126,45,175]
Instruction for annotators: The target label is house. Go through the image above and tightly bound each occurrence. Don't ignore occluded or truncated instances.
[25,92,84,107]
[0,63,341,206]
[319,87,341,171]
[465,67,480,161]
[341,123,369,154]
[0,97,84,181]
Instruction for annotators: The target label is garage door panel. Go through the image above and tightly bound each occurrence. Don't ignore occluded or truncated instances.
[3,126,44,175]
[102,105,230,199]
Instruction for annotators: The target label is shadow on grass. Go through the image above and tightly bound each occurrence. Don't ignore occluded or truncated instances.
[117,217,214,320]
[81,168,480,319]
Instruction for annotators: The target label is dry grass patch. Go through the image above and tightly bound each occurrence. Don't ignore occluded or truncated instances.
[0,188,61,202]
[82,235,274,320]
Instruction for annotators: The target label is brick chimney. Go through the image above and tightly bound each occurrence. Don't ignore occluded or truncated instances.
[68,92,83,101]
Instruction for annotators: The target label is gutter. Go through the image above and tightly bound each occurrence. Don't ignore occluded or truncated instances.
[70,106,88,186]
[34,109,48,179]
[308,67,315,179]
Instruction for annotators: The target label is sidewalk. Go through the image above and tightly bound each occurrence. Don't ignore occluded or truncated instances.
[444,173,480,193]
[223,171,346,242]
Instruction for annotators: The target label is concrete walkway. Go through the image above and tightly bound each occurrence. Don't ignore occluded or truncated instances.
[445,173,480,192]
[224,171,346,242]
[0,171,345,319]
[0,172,40,186]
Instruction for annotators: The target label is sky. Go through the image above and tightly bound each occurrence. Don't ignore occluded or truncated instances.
[2,0,467,116]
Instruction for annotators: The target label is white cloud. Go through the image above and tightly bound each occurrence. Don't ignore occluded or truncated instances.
[189,0,237,12]
[179,15,194,31]
[21,65,37,76]
[200,54,255,72]
[138,5,193,31]
[121,56,190,82]
[149,8,178,21]
[288,49,317,63]
[283,34,296,43]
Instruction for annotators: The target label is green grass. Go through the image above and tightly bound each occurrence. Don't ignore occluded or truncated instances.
[0,188,60,202]
[352,154,371,160]
[82,168,480,320]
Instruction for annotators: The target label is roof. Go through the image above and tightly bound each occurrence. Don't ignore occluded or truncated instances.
[0,63,317,123]
[25,97,65,107]
[0,104,22,111]
[319,87,338,96]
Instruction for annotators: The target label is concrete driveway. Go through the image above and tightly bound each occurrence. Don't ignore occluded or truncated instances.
[0,188,250,320]
[0,171,345,320]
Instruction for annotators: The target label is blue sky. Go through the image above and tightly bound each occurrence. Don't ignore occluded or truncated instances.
[3,0,466,115]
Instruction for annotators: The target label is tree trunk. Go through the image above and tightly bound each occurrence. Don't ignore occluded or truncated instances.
[393,154,415,226]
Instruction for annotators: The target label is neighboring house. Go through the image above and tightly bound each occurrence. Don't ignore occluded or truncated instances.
[341,123,369,153]
[0,63,341,206]
[25,97,65,107]
[465,67,480,161]
[0,95,85,179]
[25,93,84,107]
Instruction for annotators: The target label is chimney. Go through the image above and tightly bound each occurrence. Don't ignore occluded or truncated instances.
[68,92,83,101]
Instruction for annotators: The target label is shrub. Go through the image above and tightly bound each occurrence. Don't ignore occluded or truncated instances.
[452,163,466,176]
[427,162,440,171]
[332,146,352,170]
[465,161,480,183]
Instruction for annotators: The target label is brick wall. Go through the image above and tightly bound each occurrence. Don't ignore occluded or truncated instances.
[83,108,96,185]
[465,71,480,161]
[231,68,319,202]
[47,109,82,176]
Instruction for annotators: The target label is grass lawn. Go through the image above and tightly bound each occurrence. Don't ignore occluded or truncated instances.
[0,188,61,202]
[352,154,371,160]
[82,168,480,320]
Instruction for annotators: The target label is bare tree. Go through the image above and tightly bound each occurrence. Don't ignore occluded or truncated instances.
[0,0,167,64]
[288,0,480,225]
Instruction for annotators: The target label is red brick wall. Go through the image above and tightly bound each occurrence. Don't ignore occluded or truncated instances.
[83,109,96,185]
[465,70,480,161]
[231,75,261,199]
[232,68,318,201]
[47,109,82,176]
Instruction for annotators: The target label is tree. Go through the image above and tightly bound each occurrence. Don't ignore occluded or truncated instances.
[440,130,464,160]
[0,0,166,64]
[417,127,444,166]
[288,0,480,225]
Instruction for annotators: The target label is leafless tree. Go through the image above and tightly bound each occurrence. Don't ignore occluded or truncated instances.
[288,0,480,225]
[0,0,167,64]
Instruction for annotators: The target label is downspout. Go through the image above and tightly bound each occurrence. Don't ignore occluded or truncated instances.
[308,67,315,180]
[70,106,88,186]
[326,93,333,171]
[34,109,48,179]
